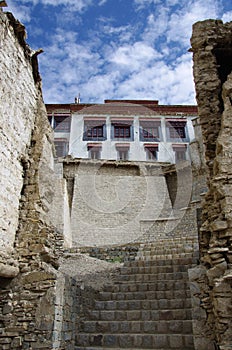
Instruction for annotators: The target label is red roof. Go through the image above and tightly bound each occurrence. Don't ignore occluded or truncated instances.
[46,100,198,116]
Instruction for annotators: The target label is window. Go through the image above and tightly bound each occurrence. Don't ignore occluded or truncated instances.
[111,120,133,140]
[118,149,128,160]
[87,125,103,138]
[114,125,130,138]
[173,145,187,162]
[87,144,102,159]
[48,115,71,132]
[167,121,187,141]
[140,120,161,141]
[54,139,68,157]
[83,120,106,141]
[115,144,130,161]
[144,145,158,161]
[175,149,186,161]
[143,127,159,139]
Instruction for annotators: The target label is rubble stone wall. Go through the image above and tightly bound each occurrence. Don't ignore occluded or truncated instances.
[191,19,232,350]
[0,11,71,349]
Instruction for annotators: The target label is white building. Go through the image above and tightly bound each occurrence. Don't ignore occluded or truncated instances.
[46,99,197,163]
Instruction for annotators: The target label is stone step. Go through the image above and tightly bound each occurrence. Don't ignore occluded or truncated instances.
[137,247,197,256]
[120,264,190,275]
[74,346,192,350]
[86,308,192,321]
[75,348,194,350]
[94,298,192,311]
[76,333,194,349]
[115,272,188,283]
[99,289,191,301]
[103,280,190,293]
[125,257,198,267]
[80,320,193,334]
[139,240,198,248]
[139,241,198,248]
[135,252,199,261]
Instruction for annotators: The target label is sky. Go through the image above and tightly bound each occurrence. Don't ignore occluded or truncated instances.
[5,0,232,105]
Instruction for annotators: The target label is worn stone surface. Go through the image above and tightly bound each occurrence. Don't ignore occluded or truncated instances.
[0,10,66,349]
[191,19,232,349]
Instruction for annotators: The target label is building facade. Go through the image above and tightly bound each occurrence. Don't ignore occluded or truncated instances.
[46,100,198,163]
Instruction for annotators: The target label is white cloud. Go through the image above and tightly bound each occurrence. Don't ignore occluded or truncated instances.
[39,21,196,105]
[141,10,169,45]
[7,0,227,104]
[98,0,108,5]
[6,0,32,23]
[7,0,95,17]
[112,52,196,105]
[109,42,163,71]
[38,28,105,102]
[134,0,162,9]
[222,11,232,23]
[166,0,221,47]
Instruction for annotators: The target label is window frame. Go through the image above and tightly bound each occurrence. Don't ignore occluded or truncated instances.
[83,120,106,141]
[166,120,188,142]
[115,144,130,161]
[172,145,187,163]
[49,115,71,132]
[54,138,68,157]
[87,144,102,160]
[139,120,161,142]
[111,121,134,141]
[144,145,158,161]
[114,125,131,139]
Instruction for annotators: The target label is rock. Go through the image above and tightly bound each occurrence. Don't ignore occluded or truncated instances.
[207,261,227,285]
[0,263,19,278]
[210,220,228,232]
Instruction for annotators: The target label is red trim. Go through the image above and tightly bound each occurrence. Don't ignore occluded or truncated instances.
[105,99,159,105]
[144,143,159,148]
[115,143,130,150]
[54,138,68,142]
[87,143,102,147]
[172,144,187,149]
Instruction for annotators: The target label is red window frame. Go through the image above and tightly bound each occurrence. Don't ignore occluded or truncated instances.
[142,127,159,139]
[114,125,130,139]
[168,121,186,139]
[87,125,103,138]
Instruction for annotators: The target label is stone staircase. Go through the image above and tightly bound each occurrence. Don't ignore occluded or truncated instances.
[75,236,199,349]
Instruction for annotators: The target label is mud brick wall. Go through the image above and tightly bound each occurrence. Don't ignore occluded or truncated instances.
[191,19,232,350]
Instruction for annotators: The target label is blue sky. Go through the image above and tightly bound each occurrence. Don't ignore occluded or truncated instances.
[5,0,232,105]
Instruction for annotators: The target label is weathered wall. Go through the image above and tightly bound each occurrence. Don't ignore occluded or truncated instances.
[0,10,70,349]
[191,19,232,350]
[64,160,174,246]
[0,11,39,272]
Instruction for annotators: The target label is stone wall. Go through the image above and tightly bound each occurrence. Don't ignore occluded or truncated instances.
[191,19,232,350]
[63,159,178,246]
[0,10,69,349]
[70,243,140,263]
[0,11,39,271]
